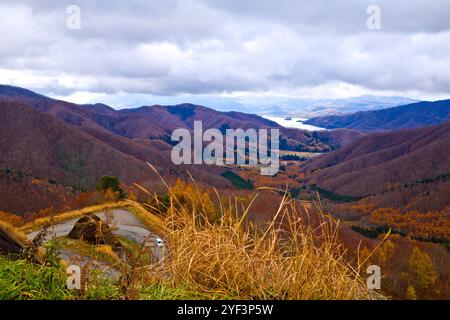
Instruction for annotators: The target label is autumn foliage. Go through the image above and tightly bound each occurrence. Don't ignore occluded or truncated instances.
[370,206,450,242]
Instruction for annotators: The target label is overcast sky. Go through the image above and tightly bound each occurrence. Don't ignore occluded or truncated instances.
[1,0,449,106]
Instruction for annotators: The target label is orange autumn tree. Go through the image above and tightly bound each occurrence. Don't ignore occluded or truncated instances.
[405,285,417,300]
[405,247,438,298]
[376,239,396,267]
[168,178,218,224]
[359,239,396,269]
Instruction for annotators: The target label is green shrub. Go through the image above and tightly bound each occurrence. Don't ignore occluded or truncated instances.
[97,175,126,199]
[221,171,254,190]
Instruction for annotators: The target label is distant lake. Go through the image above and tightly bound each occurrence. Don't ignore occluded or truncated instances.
[263,116,327,131]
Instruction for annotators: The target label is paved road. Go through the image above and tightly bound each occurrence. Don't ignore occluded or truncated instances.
[26,209,168,277]
[59,249,122,281]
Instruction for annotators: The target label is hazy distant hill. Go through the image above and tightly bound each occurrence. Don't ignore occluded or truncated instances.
[91,92,416,118]
[304,99,450,132]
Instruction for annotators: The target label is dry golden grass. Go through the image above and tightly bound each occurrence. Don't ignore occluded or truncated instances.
[0,211,23,227]
[95,245,121,263]
[137,163,376,300]
[123,200,169,235]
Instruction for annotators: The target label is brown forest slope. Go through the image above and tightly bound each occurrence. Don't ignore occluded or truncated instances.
[0,101,157,190]
[305,122,450,201]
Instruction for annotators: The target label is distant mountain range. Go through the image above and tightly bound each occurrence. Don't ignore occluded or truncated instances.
[87,92,417,118]
[304,99,450,132]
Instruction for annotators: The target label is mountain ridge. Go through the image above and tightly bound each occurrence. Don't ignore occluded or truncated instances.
[304,99,450,132]
[0,84,351,152]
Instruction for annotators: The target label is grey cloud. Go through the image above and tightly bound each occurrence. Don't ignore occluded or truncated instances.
[0,0,449,99]
[201,0,450,33]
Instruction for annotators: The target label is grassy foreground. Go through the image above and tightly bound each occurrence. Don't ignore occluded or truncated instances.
[0,166,379,300]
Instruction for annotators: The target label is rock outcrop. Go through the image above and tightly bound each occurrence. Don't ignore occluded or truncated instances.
[67,214,121,248]
[0,227,25,256]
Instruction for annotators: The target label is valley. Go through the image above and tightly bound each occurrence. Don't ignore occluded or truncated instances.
[0,85,449,300]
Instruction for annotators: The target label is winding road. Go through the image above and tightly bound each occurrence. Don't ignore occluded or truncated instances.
[26,209,168,280]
